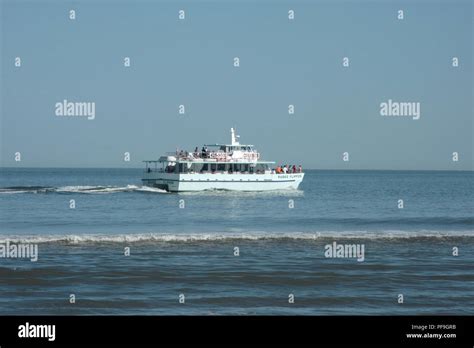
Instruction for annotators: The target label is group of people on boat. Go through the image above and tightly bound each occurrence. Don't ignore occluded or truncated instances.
[175,148,208,160]
[178,146,210,159]
[172,148,303,175]
[275,164,302,174]
[176,148,208,160]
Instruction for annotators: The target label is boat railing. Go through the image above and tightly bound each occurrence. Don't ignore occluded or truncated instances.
[144,167,303,174]
[144,166,164,173]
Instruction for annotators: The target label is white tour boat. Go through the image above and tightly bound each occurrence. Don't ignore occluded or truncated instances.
[142,128,304,192]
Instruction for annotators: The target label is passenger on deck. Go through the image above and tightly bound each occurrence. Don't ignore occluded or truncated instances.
[276,166,281,173]
[283,165,288,174]
[292,165,296,173]
[298,165,303,173]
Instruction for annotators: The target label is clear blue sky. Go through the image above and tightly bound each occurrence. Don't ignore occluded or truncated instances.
[1,0,472,170]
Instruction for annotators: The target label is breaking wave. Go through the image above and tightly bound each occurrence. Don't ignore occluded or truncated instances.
[1,230,473,245]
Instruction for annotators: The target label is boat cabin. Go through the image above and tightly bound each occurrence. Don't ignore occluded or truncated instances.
[144,158,273,174]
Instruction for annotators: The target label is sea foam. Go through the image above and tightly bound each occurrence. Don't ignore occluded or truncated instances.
[0,230,472,245]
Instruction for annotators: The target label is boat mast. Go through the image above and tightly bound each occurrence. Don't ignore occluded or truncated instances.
[231,128,240,146]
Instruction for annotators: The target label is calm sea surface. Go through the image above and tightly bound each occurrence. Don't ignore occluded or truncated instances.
[0,168,472,314]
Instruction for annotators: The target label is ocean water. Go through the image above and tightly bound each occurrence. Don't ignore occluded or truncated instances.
[0,168,473,315]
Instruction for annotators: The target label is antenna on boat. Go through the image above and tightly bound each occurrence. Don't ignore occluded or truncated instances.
[231,128,240,146]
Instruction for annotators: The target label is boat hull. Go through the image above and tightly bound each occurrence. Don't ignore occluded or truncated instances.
[142,172,304,192]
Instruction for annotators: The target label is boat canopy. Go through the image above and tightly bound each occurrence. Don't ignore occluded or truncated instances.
[157,155,176,162]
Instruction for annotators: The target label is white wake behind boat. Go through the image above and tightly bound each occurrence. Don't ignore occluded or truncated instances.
[142,128,304,192]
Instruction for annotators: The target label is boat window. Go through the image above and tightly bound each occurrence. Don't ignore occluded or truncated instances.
[190,163,202,173]
[255,164,267,173]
